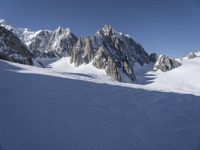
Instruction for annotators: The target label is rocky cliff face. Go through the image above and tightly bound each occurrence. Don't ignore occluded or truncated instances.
[28,30,53,58]
[70,25,150,82]
[28,27,78,59]
[153,55,181,72]
[70,37,95,66]
[0,26,33,65]
[48,27,78,57]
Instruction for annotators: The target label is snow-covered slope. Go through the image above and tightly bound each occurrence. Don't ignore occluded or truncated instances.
[143,58,200,95]
[0,59,200,150]
[46,57,200,96]
[2,56,199,96]
[48,57,108,81]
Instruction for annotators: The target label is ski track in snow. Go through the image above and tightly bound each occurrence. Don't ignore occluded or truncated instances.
[0,59,200,150]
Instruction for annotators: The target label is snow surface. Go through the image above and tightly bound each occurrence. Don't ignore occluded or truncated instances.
[144,58,200,96]
[0,59,200,150]
[46,57,200,96]
[48,57,109,81]
[3,56,200,96]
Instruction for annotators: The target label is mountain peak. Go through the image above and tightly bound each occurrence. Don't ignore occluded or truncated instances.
[103,24,113,31]
[55,26,71,34]
[101,24,116,36]
[100,25,130,38]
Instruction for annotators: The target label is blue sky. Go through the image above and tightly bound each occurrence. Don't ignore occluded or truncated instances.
[0,0,200,57]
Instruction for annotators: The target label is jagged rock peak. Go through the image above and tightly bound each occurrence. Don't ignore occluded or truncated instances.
[153,55,181,72]
[70,24,150,82]
[96,24,118,36]
[99,25,132,39]
[46,26,78,57]
[102,24,114,33]
[55,26,71,35]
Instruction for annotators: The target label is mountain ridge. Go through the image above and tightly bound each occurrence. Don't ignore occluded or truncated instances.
[0,18,192,83]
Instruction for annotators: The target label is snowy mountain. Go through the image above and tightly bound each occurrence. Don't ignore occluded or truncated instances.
[27,27,78,59]
[153,55,181,72]
[28,30,53,57]
[70,25,151,82]
[0,26,33,65]
[0,19,35,45]
[0,19,152,82]
[1,18,200,150]
[48,27,78,57]
[0,18,193,83]
[0,18,78,60]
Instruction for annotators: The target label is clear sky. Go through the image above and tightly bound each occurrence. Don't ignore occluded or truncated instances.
[0,0,200,57]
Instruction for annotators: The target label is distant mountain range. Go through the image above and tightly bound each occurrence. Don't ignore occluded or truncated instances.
[0,18,198,83]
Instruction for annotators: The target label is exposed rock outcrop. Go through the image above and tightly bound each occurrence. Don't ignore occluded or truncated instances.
[28,30,54,58]
[70,37,94,66]
[48,27,78,57]
[70,25,149,82]
[153,55,181,72]
[28,27,78,59]
[186,52,200,59]
[0,26,33,65]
